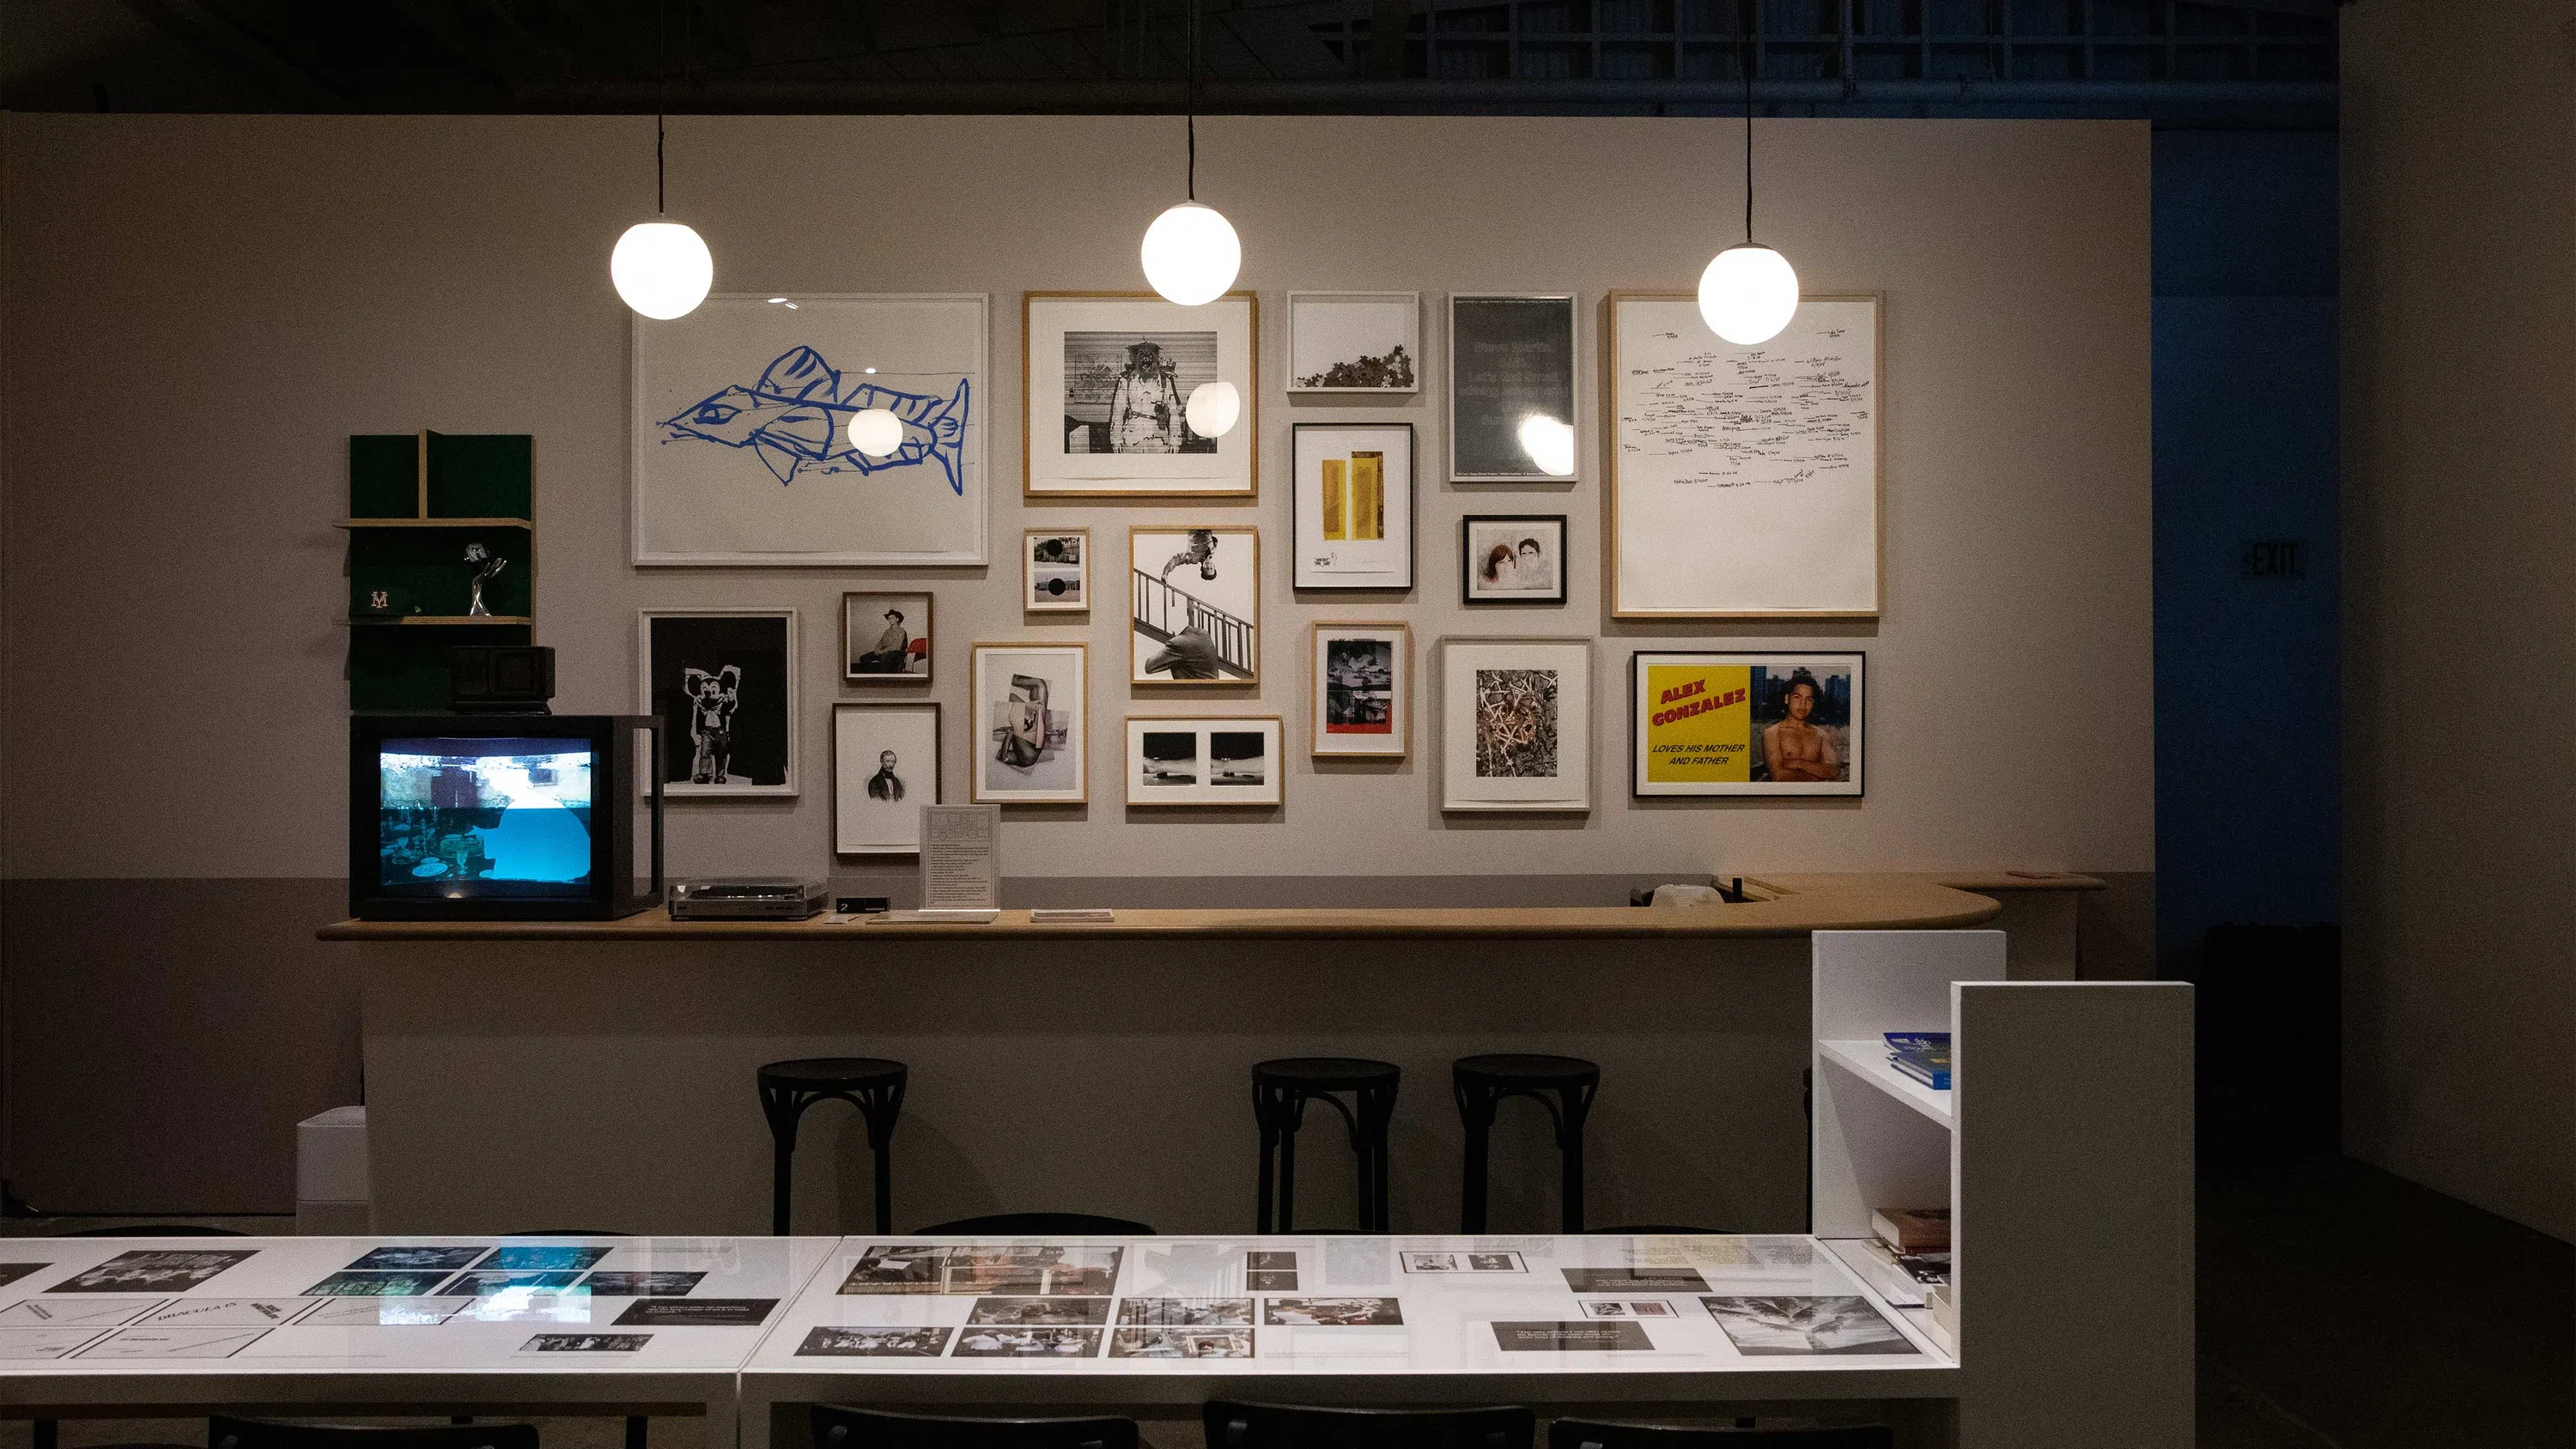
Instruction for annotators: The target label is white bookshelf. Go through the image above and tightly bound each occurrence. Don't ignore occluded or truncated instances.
[1818,1036,1953,1125]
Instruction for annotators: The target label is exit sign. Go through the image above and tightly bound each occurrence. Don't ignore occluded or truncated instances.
[2240,539,2306,579]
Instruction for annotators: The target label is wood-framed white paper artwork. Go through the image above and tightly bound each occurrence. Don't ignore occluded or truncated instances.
[1024,291,1258,498]
[1286,291,1420,393]
[1126,716,1285,807]
[1130,525,1260,684]
[1447,294,1577,483]
[1024,528,1090,613]
[1440,637,1592,812]
[1311,621,1411,760]
[834,702,941,853]
[970,642,1087,805]
[631,293,988,566]
[1292,422,1415,591]
[638,609,799,797]
[1607,292,1881,617]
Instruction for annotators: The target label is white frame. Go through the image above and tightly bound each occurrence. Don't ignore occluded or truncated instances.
[1291,423,1415,591]
[1309,621,1411,761]
[1128,525,1261,686]
[1024,528,1091,614]
[1440,636,1592,812]
[631,293,989,567]
[842,591,933,684]
[1630,651,1865,798]
[1124,716,1285,808]
[1445,293,1578,484]
[833,702,940,855]
[1023,292,1259,498]
[636,608,800,797]
[1285,290,1422,394]
[969,642,1088,805]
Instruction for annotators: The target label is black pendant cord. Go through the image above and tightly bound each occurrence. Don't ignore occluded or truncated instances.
[1741,15,1755,243]
[656,112,666,215]
[1186,0,1200,202]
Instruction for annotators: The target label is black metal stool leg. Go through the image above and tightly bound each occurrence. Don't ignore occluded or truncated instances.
[761,1085,808,1237]
[1254,1083,1282,1234]
[856,1078,904,1236]
[1356,1082,1397,1231]
[626,1416,647,1449]
[1457,1081,1495,1232]
[1278,1102,1300,1232]
[1556,1081,1596,1232]
[33,1421,53,1449]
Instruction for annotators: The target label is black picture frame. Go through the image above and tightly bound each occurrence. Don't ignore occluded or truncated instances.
[1291,421,1417,592]
[1460,514,1569,606]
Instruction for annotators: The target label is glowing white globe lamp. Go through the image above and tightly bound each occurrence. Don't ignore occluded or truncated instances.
[1141,202,1241,306]
[610,221,712,321]
[848,407,904,458]
[1516,415,1576,477]
[1698,242,1800,346]
[1186,380,1242,440]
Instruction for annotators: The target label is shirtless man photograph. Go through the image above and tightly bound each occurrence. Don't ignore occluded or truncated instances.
[1762,673,1842,783]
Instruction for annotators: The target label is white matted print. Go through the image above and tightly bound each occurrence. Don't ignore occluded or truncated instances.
[1025,529,1089,613]
[1311,622,1409,760]
[1609,293,1880,616]
[633,294,987,566]
[1130,526,1260,684]
[844,591,930,682]
[1024,293,1258,497]
[1631,652,1862,797]
[1287,292,1419,392]
[1293,424,1414,591]
[639,609,798,797]
[1126,717,1284,807]
[971,643,1087,804]
[1441,637,1591,812]
[835,704,939,854]
[1461,514,1567,604]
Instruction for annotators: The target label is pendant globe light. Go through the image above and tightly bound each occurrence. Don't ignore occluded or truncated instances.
[612,113,712,320]
[1697,24,1799,347]
[1140,1,1241,306]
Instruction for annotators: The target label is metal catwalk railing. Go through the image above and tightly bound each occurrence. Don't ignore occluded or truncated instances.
[1132,569,1255,679]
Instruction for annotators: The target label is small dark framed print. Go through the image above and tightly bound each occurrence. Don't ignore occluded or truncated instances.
[844,592,932,683]
[1461,515,1568,605]
[1310,622,1410,760]
[1630,651,1865,797]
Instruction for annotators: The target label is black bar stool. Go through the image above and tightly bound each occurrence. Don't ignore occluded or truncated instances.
[758,1057,907,1235]
[1453,1053,1600,1232]
[1252,1058,1399,1232]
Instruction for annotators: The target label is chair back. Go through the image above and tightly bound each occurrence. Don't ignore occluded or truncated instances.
[814,1404,1137,1449]
[1205,1402,1534,1449]
[911,1213,1156,1236]
[55,1225,244,1237]
[1547,1422,1893,1449]
[210,1418,538,1449]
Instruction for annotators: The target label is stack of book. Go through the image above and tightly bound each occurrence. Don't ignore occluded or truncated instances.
[1882,1030,1951,1089]
[1870,1206,1951,1286]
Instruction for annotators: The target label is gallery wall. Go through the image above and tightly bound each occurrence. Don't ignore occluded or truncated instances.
[0,113,2153,1210]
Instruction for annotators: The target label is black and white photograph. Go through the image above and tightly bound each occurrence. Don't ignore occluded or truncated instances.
[1115,1297,1253,1326]
[1261,1297,1404,1326]
[1287,291,1419,392]
[1448,294,1577,482]
[1442,638,1593,813]
[971,643,1086,804]
[1461,515,1568,605]
[1125,718,1284,808]
[1245,1252,1297,1271]
[1699,1296,1919,1355]
[54,1250,255,1293]
[837,1246,948,1294]
[834,703,939,855]
[1024,293,1256,497]
[641,609,798,797]
[1491,1320,1656,1352]
[347,1246,485,1273]
[1025,529,1089,612]
[519,1333,651,1353]
[581,1271,706,1297]
[1130,525,1260,683]
[302,1270,452,1297]
[795,1325,951,1357]
[943,1245,1123,1297]
[950,1325,1102,1358]
[1579,1300,1676,1319]
[481,1245,612,1272]
[1561,1268,1710,1294]
[843,591,932,682]
[1311,623,1409,760]
[968,1297,1113,1326]
[1110,1326,1255,1359]
[1292,423,1415,591]
[447,1270,585,1294]
[1400,1251,1525,1273]
[1245,1270,1298,1292]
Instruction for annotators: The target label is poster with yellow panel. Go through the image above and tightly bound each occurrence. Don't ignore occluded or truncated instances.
[1631,652,1865,797]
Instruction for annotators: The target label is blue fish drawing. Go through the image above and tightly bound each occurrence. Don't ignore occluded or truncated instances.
[661,346,970,494]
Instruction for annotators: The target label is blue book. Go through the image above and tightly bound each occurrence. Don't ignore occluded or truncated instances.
[1884,1032,1952,1090]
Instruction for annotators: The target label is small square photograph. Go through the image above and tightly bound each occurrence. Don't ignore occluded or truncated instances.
[581,1271,705,1298]
[1312,625,1408,759]
[1111,1326,1255,1359]
[839,1245,948,1294]
[969,1297,1113,1326]
[1262,1296,1403,1326]
[844,591,932,682]
[519,1333,649,1353]
[1025,530,1089,612]
[52,1250,255,1293]
[1116,1297,1253,1326]
[1461,515,1568,605]
[1245,1270,1299,1292]
[303,1270,452,1298]
[1131,526,1259,683]
[1579,1300,1676,1319]
[1468,1252,1525,1272]
[950,1325,1102,1358]
[479,1245,613,1271]
[1700,1295,1919,1356]
[447,1270,586,1294]
[1245,1252,1297,1271]
[796,1325,951,1357]
[347,1246,487,1273]
[1125,718,1284,808]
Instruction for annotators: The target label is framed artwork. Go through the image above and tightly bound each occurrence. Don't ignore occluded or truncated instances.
[1311,622,1411,760]
[970,642,1086,804]
[638,609,798,797]
[1291,424,1415,591]
[1129,526,1260,684]
[632,293,987,566]
[1461,514,1568,605]
[1024,528,1090,613]
[1447,294,1577,482]
[1607,293,1881,618]
[1440,637,1591,813]
[1286,292,1419,393]
[843,591,931,682]
[1126,717,1285,807]
[1023,292,1258,498]
[834,703,941,853]
[1631,652,1864,797]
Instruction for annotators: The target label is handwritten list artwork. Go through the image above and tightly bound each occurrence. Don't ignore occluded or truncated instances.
[1609,294,1880,617]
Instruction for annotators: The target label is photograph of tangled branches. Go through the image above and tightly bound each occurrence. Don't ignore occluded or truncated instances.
[1474,668,1559,778]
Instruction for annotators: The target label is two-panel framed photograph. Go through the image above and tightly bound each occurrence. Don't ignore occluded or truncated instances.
[834,703,939,854]
[1292,423,1414,591]
[1023,292,1258,498]
[843,591,930,682]
[1447,294,1577,483]
[1441,637,1591,813]
[1631,652,1865,797]
[970,642,1086,804]
[1130,525,1259,684]
[1461,514,1567,605]
[1024,528,1089,613]
[1310,621,1410,760]
[638,609,798,797]
[1125,716,1285,807]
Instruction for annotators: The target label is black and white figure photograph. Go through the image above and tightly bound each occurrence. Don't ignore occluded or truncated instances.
[1401,1251,1526,1273]
[346,1246,485,1273]
[55,1251,255,1293]
[1312,624,1408,760]
[1448,294,1577,482]
[1292,422,1415,591]
[1461,515,1568,605]
[1111,1326,1255,1359]
[1245,1252,1297,1271]
[950,1325,1102,1358]
[1245,1270,1298,1292]
[481,1245,612,1271]
[1287,291,1419,392]
[834,703,939,855]
[1116,1297,1254,1326]
[837,1246,948,1294]
[641,609,797,797]
[303,1270,452,1297]
[1137,730,1196,788]
[1125,718,1284,808]
[1580,1300,1676,1319]
[1699,1296,1920,1356]
[942,1245,1123,1297]
[843,591,932,682]
[519,1333,650,1353]
[968,1296,1113,1326]
[1442,638,1593,813]
[1131,525,1260,683]
[795,1325,951,1357]
[582,1271,706,1297]
[1025,529,1089,612]
[1262,1297,1404,1326]
[1025,293,1256,497]
[971,644,1086,804]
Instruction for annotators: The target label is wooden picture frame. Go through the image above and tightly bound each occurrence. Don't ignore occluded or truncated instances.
[1285,291,1421,394]
[1440,636,1592,813]
[1447,294,1577,483]
[1125,715,1285,807]
[1022,291,1259,499]
[1310,621,1412,760]
[1024,527,1091,614]
[1129,525,1260,685]
[969,642,1087,805]
[637,608,799,797]
[833,702,941,853]
[1292,422,1416,592]
[1631,651,1865,797]
[842,591,932,683]
[1461,514,1568,605]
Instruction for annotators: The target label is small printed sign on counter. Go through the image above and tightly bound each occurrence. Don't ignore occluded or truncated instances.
[1491,1319,1656,1351]
[612,1298,778,1328]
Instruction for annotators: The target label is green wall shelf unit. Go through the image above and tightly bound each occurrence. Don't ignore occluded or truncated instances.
[345,430,535,711]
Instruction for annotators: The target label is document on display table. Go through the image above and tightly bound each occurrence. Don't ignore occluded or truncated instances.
[888,804,999,921]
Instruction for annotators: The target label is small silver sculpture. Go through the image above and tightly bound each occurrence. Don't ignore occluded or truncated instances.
[464,542,508,618]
